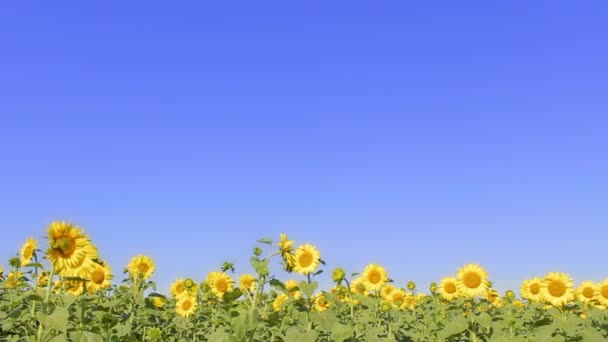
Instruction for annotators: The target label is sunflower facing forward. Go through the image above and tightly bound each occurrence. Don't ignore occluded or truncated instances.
[576,281,598,304]
[540,272,574,307]
[207,272,234,299]
[520,278,543,302]
[293,244,321,275]
[127,255,155,280]
[175,295,198,317]
[456,264,489,298]
[20,238,37,267]
[361,264,388,291]
[438,276,460,301]
[596,279,608,307]
[239,274,257,292]
[87,262,113,293]
[46,221,98,272]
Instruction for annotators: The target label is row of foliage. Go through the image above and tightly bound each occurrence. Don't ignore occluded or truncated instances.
[1,221,608,341]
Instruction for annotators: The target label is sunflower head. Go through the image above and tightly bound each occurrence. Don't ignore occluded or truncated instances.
[361,264,388,291]
[381,285,396,301]
[207,272,234,299]
[350,277,368,295]
[175,295,198,317]
[46,221,98,272]
[272,293,289,312]
[596,279,608,307]
[520,277,543,302]
[150,296,165,308]
[293,244,321,275]
[438,277,459,301]
[127,255,155,280]
[576,281,598,304]
[332,268,346,283]
[313,293,330,312]
[20,238,37,267]
[456,264,489,298]
[540,272,574,307]
[239,274,257,292]
[87,262,113,293]
[7,272,23,288]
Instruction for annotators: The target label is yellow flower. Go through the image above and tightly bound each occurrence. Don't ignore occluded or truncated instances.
[171,278,188,299]
[207,272,234,299]
[331,285,349,301]
[350,277,368,295]
[381,285,396,301]
[390,289,408,309]
[7,271,23,288]
[456,264,489,298]
[239,274,257,292]
[576,281,598,304]
[485,289,502,307]
[292,244,321,275]
[273,293,289,312]
[540,272,574,307]
[46,221,98,272]
[284,279,302,300]
[361,264,388,291]
[596,279,608,307]
[87,262,113,293]
[127,255,155,280]
[514,300,525,308]
[20,238,37,267]
[150,296,165,308]
[438,277,459,301]
[60,256,97,279]
[520,278,543,302]
[175,295,198,317]
[278,233,296,272]
[63,279,85,296]
[38,271,49,287]
[313,293,330,312]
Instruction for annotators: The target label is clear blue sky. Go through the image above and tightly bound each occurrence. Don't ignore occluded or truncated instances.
[1,1,607,293]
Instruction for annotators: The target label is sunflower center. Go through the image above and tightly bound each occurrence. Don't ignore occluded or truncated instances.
[530,283,540,295]
[582,287,595,299]
[548,280,566,297]
[55,236,76,257]
[369,271,381,284]
[176,283,185,294]
[601,286,608,299]
[445,282,457,294]
[299,251,313,268]
[138,263,150,273]
[91,269,105,284]
[182,300,192,311]
[216,279,228,293]
[463,272,481,288]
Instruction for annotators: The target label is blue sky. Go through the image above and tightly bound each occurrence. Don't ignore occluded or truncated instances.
[1,1,607,293]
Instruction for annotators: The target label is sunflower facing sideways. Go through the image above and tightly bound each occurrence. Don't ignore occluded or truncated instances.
[540,272,574,307]
[361,264,388,291]
[438,276,459,301]
[456,264,489,298]
[576,281,598,304]
[520,277,543,302]
[239,274,257,292]
[127,255,155,280]
[293,244,321,275]
[175,295,198,317]
[20,238,37,267]
[277,233,296,272]
[46,221,98,272]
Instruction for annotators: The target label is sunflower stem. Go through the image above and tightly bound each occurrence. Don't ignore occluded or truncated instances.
[36,266,55,342]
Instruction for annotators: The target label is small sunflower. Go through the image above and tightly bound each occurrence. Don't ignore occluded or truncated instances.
[207,272,234,299]
[576,281,598,304]
[150,296,165,308]
[293,244,321,275]
[596,279,608,307]
[7,271,23,288]
[239,274,257,292]
[284,279,302,300]
[485,289,502,307]
[390,289,408,309]
[46,221,98,272]
[38,271,49,287]
[381,285,396,301]
[127,255,155,280]
[278,233,296,272]
[438,277,459,301]
[63,279,85,296]
[456,264,489,298]
[540,272,574,307]
[361,264,388,291]
[520,278,543,302]
[87,262,113,293]
[171,279,187,299]
[350,277,368,295]
[20,238,37,267]
[272,293,289,312]
[175,295,198,317]
[313,293,330,312]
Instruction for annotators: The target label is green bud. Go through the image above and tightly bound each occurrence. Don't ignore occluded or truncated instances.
[429,282,438,294]
[407,281,416,291]
[253,247,263,257]
[9,256,20,268]
[332,268,346,283]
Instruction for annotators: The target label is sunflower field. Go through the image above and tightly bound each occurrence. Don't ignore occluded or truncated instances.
[1,222,608,341]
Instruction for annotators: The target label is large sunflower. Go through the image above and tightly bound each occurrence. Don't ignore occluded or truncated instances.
[20,238,37,267]
[293,244,321,275]
[127,255,155,280]
[438,276,459,301]
[207,272,234,299]
[175,295,198,317]
[239,274,257,292]
[576,281,598,304]
[60,256,97,279]
[540,272,574,307]
[87,262,113,293]
[456,264,489,298]
[520,278,543,302]
[46,221,98,272]
[596,279,608,307]
[361,264,388,291]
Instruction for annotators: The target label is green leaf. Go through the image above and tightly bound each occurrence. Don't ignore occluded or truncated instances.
[257,238,273,245]
[37,307,68,333]
[231,309,260,339]
[298,281,318,298]
[250,258,269,276]
[70,331,104,342]
[284,328,318,342]
[580,327,605,341]
[439,316,468,339]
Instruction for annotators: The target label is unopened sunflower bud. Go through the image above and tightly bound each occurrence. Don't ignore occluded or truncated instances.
[332,268,345,283]
[407,281,416,291]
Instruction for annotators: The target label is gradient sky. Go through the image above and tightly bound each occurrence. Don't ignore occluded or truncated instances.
[1,1,607,293]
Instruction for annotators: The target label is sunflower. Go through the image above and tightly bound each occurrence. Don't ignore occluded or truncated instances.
[239,274,257,292]
[485,289,502,307]
[576,281,598,304]
[596,279,608,307]
[60,256,97,279]
[438,277,459,301]
[381,285,396,301]
[127,255,155,280]
[46,221,98,272]
[63,279,85,296]
[272,293,289,312]
[7,271,23,288]
[313,293,330,312]
[390,289,408,309]
[350,277,368,295]
[207,272,234,299]
[278,233,296,272]
[284,279,302,300]
[150,296,165,308]
[171,278,187,299]
[331,285,349,301]
[293,244,321,275]
[38,271,49,287]
[87,262,113,293]
[175,295,198,317]
[540,272,574,307]
[520,278,543,302]
[20,238,37,267]
[456,264,489,298]
[361,264,388,291]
